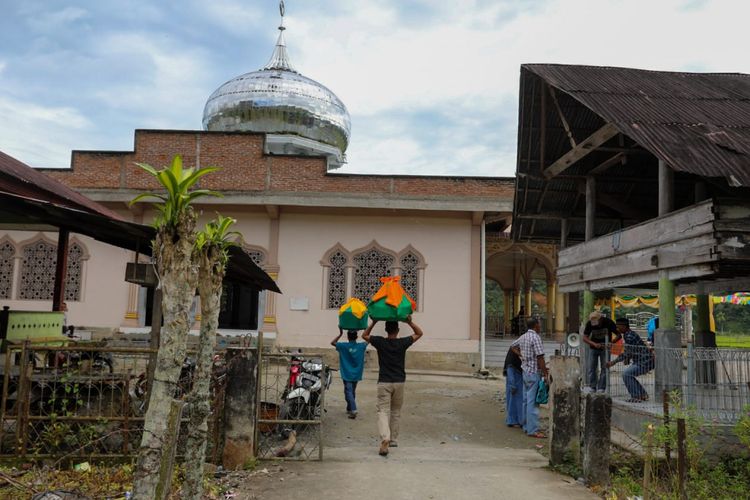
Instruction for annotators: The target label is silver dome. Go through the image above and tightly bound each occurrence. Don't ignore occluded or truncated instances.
[202,20,351,154]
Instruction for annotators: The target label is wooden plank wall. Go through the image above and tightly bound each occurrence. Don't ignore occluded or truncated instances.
[556,199,750,292]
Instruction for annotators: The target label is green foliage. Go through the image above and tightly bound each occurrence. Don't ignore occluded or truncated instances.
[609,393,750,499]
[736,405,750,450]
[129,155,221,229]
[195,214,239,267]
[712,301,750,336]
[485,279,504,316]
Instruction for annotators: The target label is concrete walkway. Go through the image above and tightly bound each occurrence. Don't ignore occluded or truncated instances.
[230,372,595,499]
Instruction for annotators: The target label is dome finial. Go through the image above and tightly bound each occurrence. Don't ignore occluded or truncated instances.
[264,0,295,71]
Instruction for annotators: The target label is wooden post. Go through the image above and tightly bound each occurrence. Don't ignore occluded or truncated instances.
[585,177,596,241]
[662,391,671,463]
[658,159,675,331]
[513,290,521,316]
[222,347,259,470]
[52,228,70,312]
[643,424,654,500]
[677,418,687,500]
[583,180,595,317]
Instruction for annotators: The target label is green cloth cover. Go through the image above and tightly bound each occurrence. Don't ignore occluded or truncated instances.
[338,308,369,330]
[367,294,414,322]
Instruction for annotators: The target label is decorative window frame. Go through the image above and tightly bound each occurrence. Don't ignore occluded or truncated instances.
[320,243,352,310]
[237,240,269,270]
[394,245,427,311]
[16,233,90,302]
[350,240,398,304]
[0,236,18,300]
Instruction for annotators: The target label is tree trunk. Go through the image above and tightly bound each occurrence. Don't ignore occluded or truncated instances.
[133,211,198,499]
[183,249,224,500]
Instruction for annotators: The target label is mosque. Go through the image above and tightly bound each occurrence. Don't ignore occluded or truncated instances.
[0,5,561,371]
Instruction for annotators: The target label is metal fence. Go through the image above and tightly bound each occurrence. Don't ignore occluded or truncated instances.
[0,340,226,460]
[581,342,750,424]
[256,352,327,461]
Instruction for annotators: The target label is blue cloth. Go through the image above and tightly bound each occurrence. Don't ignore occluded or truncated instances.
[647,317,658,344]
[613,329,655,369]
[587,347,608,391]
[505,366,524,426]
[343,380,358,412]
[335,341,367,381]
[622,363,650,399]
[522,371,541,435]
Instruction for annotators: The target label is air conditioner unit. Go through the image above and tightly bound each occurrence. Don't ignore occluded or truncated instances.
[125,262,158,286]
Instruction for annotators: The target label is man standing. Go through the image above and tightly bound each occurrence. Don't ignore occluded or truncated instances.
[607,318,655,402]
[582,311,619,393]
[330,328,368,418]
[362,316,424,456]
[502,345,524,427]
[510,318,548,438]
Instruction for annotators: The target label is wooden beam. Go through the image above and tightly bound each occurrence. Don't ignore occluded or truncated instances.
[549,86,576,149]
[575,182,650,220]
[540,82,547,172]
[516,213,638,224]
[543,123,620,179]
[588,152,626,176]
[658,160,674,216]
[52,229,70,312]
[585,177,596,241]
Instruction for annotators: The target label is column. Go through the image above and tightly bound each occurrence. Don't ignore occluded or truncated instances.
[655,159,681,396]
[554,285,566,335]
[583,177,595,317]
[525,287,533,318]
[262,208,280,334]
[503,290,512,335]
[513,290,521,315]
[547,281,556,338]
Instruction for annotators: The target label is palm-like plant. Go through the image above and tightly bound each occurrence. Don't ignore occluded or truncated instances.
[183,215,238,500]
[131,155,220,230]
[131,155,221,499]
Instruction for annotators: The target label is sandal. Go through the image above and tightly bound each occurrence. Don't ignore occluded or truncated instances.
[528,432,546,439]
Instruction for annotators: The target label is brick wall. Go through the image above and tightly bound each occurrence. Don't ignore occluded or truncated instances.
[44,129,514,199]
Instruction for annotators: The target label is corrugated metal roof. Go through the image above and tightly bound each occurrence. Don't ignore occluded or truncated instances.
[512,64,750,243]
[524,64,750,186]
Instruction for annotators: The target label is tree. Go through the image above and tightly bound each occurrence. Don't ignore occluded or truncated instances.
[183,215,238,500]
[130,155,219,499]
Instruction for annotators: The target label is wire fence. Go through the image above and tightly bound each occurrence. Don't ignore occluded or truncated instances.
[579,342,750,424]
[256,353,328,461]
[0,340,226,460]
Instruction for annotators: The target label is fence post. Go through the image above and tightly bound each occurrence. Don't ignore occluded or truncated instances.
[643,424,654,500]
[676,418,687,500]
[686,340,695,408]
[662,391,671,463]
[604,336,610,396]
[548,355,581,466]
[582,393,611,486]
[222,347,259,470]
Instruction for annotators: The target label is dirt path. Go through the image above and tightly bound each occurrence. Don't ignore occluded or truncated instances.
[225,372,595,499]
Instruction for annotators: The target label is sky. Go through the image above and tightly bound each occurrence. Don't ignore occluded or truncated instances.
[0,0,748,177]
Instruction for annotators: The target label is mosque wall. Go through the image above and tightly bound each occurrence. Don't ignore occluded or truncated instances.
[42,130,513,199]
[0,230,132,330]
[274,212,476,352]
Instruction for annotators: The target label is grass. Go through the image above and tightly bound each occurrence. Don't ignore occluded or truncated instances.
[716,335,750,348]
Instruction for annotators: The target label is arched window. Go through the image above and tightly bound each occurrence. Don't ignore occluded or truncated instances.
[399,251,420,304]
[0,239,16,299]
[322,246,349,309]
[65,242,85,301]
[18,236,87,301]
[353,243,395,302]
[396,246,426,309]
[19,238,57,300]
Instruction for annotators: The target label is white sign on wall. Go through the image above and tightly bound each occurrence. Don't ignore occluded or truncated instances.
[290,297,310,311]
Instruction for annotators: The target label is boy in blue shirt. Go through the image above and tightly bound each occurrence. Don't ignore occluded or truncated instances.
[331,328,368,418]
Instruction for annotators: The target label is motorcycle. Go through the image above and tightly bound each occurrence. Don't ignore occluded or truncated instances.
[280,355,334,423]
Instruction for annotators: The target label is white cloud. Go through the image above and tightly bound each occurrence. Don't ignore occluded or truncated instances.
[189,0,265,35]
[27,6,89,31]
[0,96,91,167]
